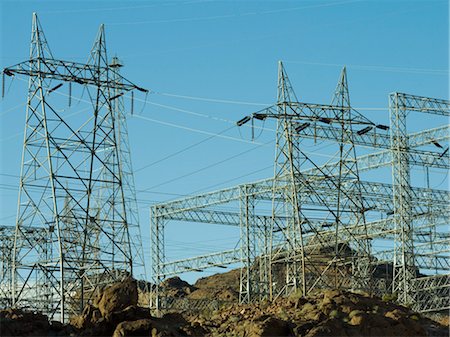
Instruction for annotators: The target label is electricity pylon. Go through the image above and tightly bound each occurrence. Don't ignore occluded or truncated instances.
[3,13,147,321]
[238,62,377,299]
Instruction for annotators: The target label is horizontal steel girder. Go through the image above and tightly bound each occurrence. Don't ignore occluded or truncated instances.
[161,249,241,277]
[392,93,450,116]
[157,214,449,277]
[152,178,449,218]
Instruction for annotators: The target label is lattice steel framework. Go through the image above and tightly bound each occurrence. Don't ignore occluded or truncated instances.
[263,63,375,300]
[389,92,450,308]
[3,14,147,321]
[149,63,449,314]
[0,226,16,308]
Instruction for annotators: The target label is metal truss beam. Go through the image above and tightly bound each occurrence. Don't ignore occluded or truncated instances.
[392,93,450,116]
[162,249,241,277]
[153,179,448,218]
[413,275,450,312]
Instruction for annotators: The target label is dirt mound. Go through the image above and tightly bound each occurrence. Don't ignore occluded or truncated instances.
[157,270,241,302]
[188,289,448,337]
[3,278,448,337]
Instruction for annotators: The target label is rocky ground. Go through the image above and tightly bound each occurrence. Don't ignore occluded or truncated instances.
[1,277,448,336]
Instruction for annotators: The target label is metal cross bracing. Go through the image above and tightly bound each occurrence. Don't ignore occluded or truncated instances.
[150,206,449,278]
[149,62,449,314]
[109,56,148,285]
[3,14,147,321]
[389,92,449,309]
[0,226,16,308]
[0,225,51,309]
[149,186,448,310]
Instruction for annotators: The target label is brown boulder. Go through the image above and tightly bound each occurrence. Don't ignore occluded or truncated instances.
[96,277,138,318]
[385,308,404,321]
[113,319,153,337]
[70,303,102,329]
[304,318,347,337]
[260,317,293,337]
[108,305,151,325]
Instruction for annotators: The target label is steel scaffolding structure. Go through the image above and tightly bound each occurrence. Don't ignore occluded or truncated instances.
[2,14,147,321]
[150,63,449,313]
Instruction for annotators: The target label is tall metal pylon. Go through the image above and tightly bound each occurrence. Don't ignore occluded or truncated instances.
[109,55,148,293]
[4,13,147,321]
[238,62,377,300]
[328,67,371,292]
[269,61,304,299]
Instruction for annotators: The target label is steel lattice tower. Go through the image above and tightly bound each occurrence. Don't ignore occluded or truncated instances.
[109,56,147,283]
[328,67,371,292]
[250,62,375,300]
[3,13,147,321]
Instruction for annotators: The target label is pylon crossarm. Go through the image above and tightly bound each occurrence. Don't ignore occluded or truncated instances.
[3,59,148,92]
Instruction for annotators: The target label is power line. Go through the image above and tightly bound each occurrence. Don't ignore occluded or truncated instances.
[188,164,274,195]
[134,125,236,173]
[283,60,449,75]
[38,1,207,14]
[107,0,362,26]
[131,114,260,145]
[153,91,270,106]
[139,99,238,123]
[0,102,27,117]
[137,139,274,192]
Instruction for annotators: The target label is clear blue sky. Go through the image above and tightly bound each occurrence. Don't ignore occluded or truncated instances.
[0,0,448,283]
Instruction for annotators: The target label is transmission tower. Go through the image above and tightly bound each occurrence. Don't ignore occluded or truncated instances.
[109,56,147,283]
[238,62,376,299]
[3,13,147,321]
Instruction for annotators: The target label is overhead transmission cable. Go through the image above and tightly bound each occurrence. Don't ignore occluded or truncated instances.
[137,139,274,192]
[134,124,236,173]
[107,0,361,26]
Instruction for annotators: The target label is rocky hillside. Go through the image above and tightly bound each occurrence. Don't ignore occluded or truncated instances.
[158,268,241,303]
[1,277,448,337]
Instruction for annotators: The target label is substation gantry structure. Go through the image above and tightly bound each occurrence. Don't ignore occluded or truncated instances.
[150,62,449,314]
[2,14,147,321]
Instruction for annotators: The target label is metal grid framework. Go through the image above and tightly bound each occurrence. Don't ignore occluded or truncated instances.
[2,14,147,321]
[150,64,449,313]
